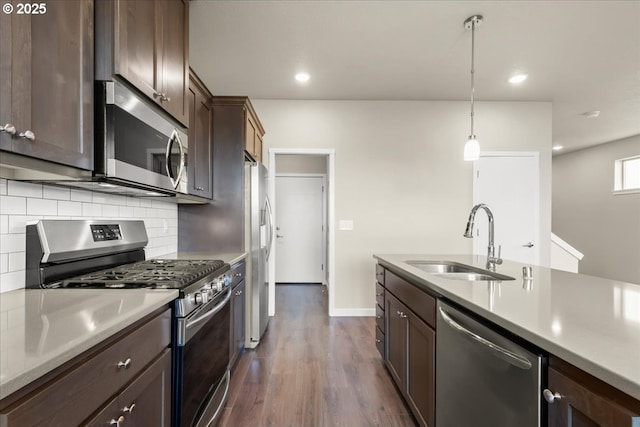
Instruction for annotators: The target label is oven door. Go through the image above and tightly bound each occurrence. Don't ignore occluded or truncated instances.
[102,80,188,194]
[174,289,231,427]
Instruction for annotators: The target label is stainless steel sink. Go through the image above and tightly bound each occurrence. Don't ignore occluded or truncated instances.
[406,260,514,281]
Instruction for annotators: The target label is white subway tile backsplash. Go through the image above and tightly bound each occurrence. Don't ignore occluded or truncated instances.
[0,234,25,253]
[0,271,24,293]
[119,206,134,217]
[8,216,42,234]
[8,181,43,198]
[27,198,57,216]
[8,253,25,272]
[82,203,103,217]
[70,189,92,202]
[102,204,120,217]
[42,185,70,201]
[0,254,7,273]
[0,196,26,215]
[58,201,82,216]
[0,181,178,293]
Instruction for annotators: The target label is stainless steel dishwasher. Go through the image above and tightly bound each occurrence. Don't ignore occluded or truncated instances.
[436,301,545,427]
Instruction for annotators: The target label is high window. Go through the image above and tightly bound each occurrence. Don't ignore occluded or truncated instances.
[614,155,640,193]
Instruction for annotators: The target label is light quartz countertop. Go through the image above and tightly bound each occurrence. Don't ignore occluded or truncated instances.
[155,252,247,266]
[373,254,640,401]
[0,288,177,400]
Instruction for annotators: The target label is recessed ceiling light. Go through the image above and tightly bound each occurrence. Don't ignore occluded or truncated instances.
[294,72,310,83]
[552,145,564,151]
[508,74,528,84]
[581,110,600,118]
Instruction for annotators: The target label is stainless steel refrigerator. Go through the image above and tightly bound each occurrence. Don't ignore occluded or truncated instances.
[244,161,273,348]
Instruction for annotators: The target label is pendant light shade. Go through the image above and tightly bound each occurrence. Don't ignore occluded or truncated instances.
[463,15,483,161]
[464,136,480,161]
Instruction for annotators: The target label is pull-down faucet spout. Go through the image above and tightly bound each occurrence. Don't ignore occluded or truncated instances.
[464,203,503,270]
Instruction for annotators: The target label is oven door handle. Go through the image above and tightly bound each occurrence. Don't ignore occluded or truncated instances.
[177,288,231,346]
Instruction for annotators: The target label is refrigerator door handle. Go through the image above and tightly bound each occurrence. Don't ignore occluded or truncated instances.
[265,196,274,260]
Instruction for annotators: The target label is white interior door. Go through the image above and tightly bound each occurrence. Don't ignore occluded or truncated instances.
[275,175,325,283]
[473,153,540,265]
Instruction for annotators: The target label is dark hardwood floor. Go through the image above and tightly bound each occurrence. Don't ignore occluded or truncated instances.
[219,284,417,427]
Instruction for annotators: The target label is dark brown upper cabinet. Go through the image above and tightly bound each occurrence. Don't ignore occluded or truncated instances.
[187,69,213,199]
[95,0,189,127]
[0,0,94,171]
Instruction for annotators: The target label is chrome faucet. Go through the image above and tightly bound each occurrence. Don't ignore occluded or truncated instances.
[463,203,503,270]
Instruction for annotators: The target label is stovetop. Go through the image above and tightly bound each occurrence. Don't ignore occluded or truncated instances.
[57,259,228,290]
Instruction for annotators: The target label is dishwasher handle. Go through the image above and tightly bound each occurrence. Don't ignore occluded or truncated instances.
[438,306,532,370]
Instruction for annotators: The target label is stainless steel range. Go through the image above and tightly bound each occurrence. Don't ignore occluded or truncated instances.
[25,219,232,427]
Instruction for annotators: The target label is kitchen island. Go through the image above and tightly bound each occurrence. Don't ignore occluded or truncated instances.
[374,254,640,426]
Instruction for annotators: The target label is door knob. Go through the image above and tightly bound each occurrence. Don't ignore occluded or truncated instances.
[522,242,534,248]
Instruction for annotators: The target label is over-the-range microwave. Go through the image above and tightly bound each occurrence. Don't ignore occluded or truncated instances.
[91,80,189,197]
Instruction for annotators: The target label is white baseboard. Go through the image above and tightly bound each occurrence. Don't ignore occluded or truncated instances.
[329,308,376,317]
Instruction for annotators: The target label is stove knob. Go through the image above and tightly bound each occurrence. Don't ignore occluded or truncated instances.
[194,293,202,304]
[201,290,209,303]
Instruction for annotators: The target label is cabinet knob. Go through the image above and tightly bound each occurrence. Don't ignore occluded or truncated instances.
[376,315,382,319]
[117,357,131,369]
[375,339,382,343]
[18,130,35,141]
[153,91,163,99]
[235,290,242,296]
[542,389,562,403]
[123,403,136,413]
[396,310,407,318]
[162,94,171,102]
[0,124,16,135]
[109,416,125,426]
[376,292,383,296]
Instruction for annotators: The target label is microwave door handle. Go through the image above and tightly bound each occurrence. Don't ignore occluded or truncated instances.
[165,129,185,189]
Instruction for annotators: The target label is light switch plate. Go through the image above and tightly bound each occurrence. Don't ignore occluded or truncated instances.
[339,220,354,231]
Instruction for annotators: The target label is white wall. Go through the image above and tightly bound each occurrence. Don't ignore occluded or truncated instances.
[553,135,640,284]
[253,100,552,313]
[0,179,178,293]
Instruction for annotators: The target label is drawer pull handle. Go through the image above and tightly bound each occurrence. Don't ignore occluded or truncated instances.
[18,130,35,141]
[543,389,562,403]
[123,403,136,413]
[110,415,125,426]
[117,358,131,369]
[1,124,16,135]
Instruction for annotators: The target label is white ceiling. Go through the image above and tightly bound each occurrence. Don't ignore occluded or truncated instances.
[189,1,640,154]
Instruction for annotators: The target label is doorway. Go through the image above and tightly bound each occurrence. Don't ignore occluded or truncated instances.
[473,152,540,265]
[275,174,326,284]
[267,148,336,317]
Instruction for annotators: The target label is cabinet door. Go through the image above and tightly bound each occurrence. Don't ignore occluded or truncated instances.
[254,131,263,162]
[385,293,405,389]
[113,0,159,102]
[245,112,257,158]
[230,280,246,366]
[159,0,189,125]
[187,73,212,199]
[548,367,640,427]
[85,349,172,427]
[0,0,93,170]
[406,312,435,427]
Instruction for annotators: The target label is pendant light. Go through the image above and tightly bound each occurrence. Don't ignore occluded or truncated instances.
[463,15,483,161]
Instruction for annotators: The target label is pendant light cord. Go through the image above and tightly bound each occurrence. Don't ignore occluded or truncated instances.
[470,18,476,137]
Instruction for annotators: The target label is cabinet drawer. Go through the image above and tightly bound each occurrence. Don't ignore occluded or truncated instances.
[1,309,171,427]
[376,264,385,285]
[376,304,385,332]
[376,282,385,308]
[375,326,385,358]
[85,349,172,427]
[385,270,436,328]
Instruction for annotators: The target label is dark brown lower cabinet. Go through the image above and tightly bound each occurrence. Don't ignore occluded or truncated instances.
[230,279,246,367]
[547,358,640,427]
[385,292,435,427]
[85,349,172,427]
